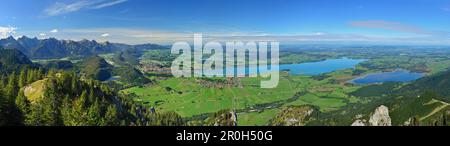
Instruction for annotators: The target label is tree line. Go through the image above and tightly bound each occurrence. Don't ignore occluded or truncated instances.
[0,67,184,126]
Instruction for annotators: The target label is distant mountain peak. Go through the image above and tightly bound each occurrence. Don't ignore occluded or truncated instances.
[6,36,16,40]
[1,35,166,59]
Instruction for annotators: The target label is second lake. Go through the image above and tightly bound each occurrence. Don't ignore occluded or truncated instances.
[350,70,425,84]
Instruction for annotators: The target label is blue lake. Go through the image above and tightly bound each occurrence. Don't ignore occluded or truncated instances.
[351,70,425,84]
[207,58,366,76]
[279,58,367,75]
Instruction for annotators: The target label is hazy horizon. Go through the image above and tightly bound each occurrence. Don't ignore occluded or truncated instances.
[1,0,450,45]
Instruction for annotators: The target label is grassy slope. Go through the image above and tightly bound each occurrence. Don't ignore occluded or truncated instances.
[23,79,47,103]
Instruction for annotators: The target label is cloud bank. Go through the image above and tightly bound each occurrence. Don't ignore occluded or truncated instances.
[0,26,17,38]
[45,0,128,16]
[52,28,450,45]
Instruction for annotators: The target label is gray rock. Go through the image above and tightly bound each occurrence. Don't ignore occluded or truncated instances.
[369,105,392,126]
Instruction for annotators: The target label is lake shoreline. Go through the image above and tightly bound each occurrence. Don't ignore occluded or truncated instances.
[349,69,425,85]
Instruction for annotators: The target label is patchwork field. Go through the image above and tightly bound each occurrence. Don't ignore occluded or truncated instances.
[121,71,363,125]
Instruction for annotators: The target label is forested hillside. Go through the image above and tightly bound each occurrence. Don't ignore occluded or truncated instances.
[0,49,183,126]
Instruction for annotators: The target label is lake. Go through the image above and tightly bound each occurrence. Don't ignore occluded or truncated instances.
[206,57,366,76]
[279,57,367,75]
[350,70,425,84]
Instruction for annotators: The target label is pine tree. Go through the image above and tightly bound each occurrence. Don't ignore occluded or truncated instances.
[71,71,79,94]
[0,82,23,126]
[89,85,95,103]
[15,89,30,119]
[102,104,119,126]
[87,99,101,126]
[61,95,74,126]
[1,72,23,125]
[37,68,44,79]
[78,91,88,110]
[27,69,35,84]
[32,80,63,126]
[130,104,137,117]
[0,75,5,89]
[71,91,89,126]
[6,72,18,100]
[47,69,56,78]
[18,68,27,88]
[26,100,45,126]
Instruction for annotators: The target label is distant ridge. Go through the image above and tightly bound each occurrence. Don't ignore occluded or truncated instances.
[0,49,35,73]
[0,36,168,59]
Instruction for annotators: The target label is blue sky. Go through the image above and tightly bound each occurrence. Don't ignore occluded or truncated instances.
[0,0,450,45]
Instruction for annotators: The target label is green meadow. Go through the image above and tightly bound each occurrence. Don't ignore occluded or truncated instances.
[121,71,363,125]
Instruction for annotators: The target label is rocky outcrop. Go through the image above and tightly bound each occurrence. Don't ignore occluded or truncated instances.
[351,119,366,126]
[351,105,392,126]
[369,105,392,126]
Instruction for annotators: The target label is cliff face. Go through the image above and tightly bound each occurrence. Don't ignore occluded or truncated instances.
[369,105,392,126]
[351,105,392,126]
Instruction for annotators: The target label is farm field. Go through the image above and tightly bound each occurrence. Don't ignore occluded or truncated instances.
[122,71,363,125]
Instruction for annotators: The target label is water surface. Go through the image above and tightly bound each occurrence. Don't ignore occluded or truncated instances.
[279,58,367,75]
[351,70,424,84]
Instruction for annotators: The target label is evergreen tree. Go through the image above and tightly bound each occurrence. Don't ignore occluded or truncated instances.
[41,81,63,126]
[15,89,30,120]
[6,72,18,100]
[102,104,119,126]
[27,69,35,84]
[61,95,74,126]
[37,68,44,79]
[18,68,27,88]
[27,80,63,126]
[26,100,45,126]
[71,91,89,126]
[89,86,95,103]
[87,99,101,126]
[0,73,23,126]
[47,69,56,78]
[0,75,5,89]
[71,71,79,94]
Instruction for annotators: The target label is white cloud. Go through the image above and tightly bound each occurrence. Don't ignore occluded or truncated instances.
[50,29,58,33]
[39,33,48,39]
[45,0,128,16]
[101,33,110,37]
[0,26,17,38]
[92,0,128,9]
[45,1,91,16]
[314,32,326,36]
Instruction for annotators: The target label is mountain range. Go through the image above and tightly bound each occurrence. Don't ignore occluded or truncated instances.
[0,36,167,59]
